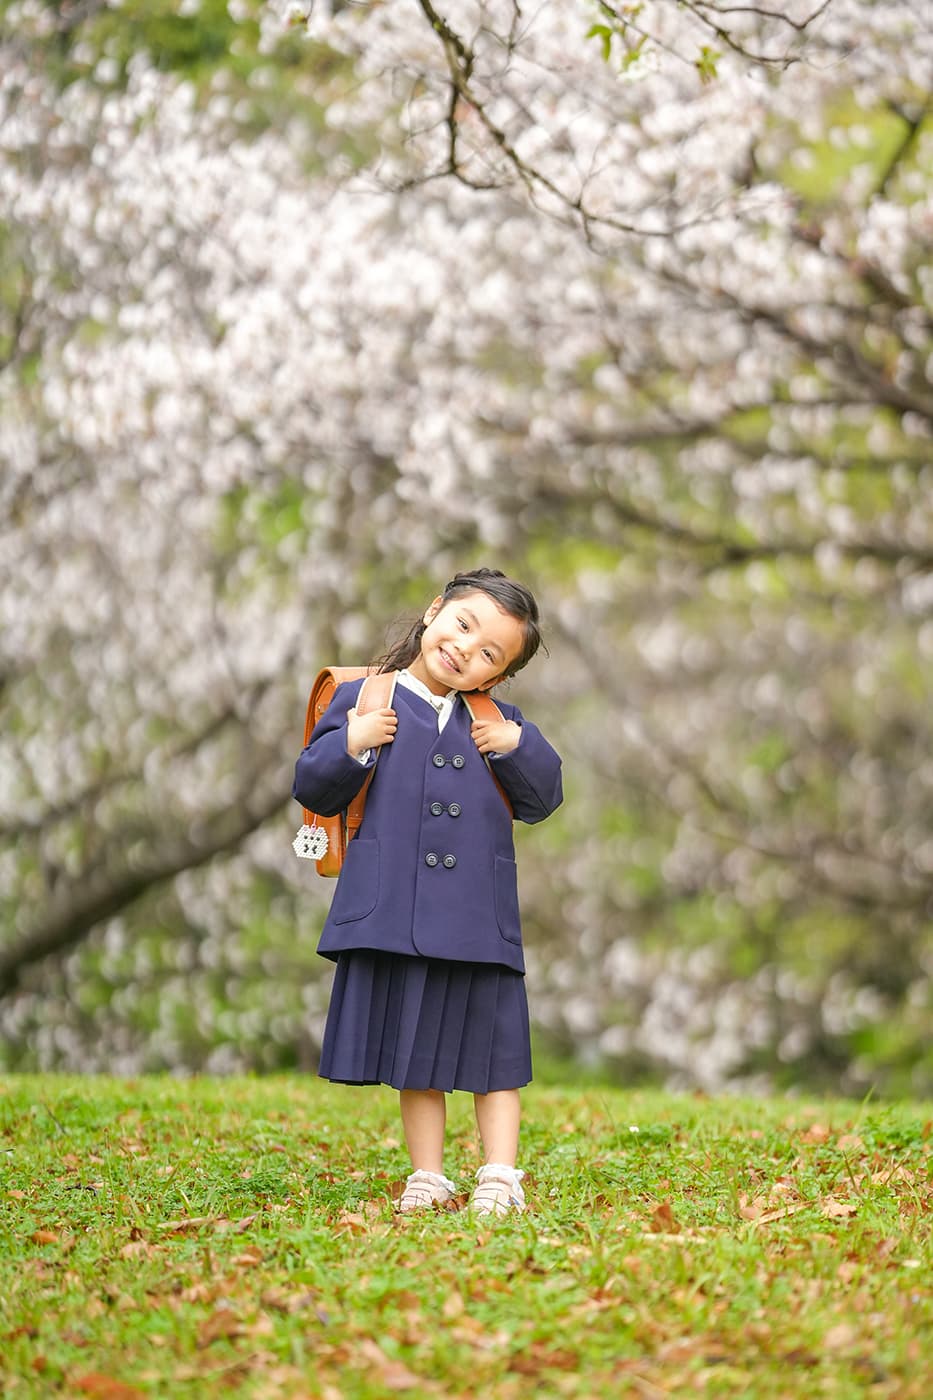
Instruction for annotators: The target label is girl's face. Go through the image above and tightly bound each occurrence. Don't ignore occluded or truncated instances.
[408,590,525,696]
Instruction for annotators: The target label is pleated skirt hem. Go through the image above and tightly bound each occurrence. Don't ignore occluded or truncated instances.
[318,949,532,1095]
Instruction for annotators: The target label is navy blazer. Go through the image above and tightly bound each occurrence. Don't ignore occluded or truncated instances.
[292,678,563,974]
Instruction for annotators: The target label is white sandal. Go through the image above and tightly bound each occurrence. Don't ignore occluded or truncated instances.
[469,1163,526,1217]
[397,1169,458,1213]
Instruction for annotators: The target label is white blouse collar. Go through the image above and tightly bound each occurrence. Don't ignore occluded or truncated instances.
[397,668,458,726]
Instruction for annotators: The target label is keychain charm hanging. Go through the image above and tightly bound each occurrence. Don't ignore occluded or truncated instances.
[293,824,329,861]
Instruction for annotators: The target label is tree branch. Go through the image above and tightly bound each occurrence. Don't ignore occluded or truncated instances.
[877,99,932,198]
[0,755,291,998]
[411,0,723,238]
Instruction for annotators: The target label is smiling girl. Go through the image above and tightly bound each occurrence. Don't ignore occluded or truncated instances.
[292,569,563,1216]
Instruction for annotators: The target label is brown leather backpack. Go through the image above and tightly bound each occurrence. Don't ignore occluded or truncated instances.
[294,667,512,876]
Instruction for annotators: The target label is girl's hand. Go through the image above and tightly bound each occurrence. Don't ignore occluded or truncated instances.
[347,706,397,757]
[471,718,521,756]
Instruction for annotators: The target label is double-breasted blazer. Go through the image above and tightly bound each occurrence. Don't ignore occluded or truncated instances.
[292,677,563,975]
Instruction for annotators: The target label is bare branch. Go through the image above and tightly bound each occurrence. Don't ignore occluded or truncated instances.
[520,480,933,572]
[412,0,722,238]
[0,752,290,997]
[877,99,933,198]
[598,0,833,70]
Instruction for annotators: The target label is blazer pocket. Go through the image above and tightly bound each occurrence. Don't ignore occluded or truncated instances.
[332,839,380,924]
[494,855,522,945]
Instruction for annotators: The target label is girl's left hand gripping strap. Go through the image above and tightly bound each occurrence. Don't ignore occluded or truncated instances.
[294,670,398,860]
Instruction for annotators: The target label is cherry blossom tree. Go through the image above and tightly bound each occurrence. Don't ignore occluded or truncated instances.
[0,0,930,1090]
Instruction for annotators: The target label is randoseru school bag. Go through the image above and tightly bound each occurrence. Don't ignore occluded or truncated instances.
[293,667,512,876]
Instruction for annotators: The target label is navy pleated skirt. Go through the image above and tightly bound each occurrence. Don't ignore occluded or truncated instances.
[318,950,532,1094]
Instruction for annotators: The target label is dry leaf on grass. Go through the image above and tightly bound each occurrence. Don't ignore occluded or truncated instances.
[155,1214,257,1235]
[196,1306,243,1348]
[355,1338,435,1392]
[260,1288,319,1314]
[155,1215,214,1234]
[823,1322,859,1350]
[442,1290,465,1319]
[821,1197,859,1219]
[746,1200,812,1225]
[836,1134,865,1152]
[214,1214,258,1233]
[335,1210,368,1232]
[649,1200,681,1234]
[119,1240,159,1260]
[71,1375,145,1400]
[231,1246,265,1267]
[508,1345,579,1375]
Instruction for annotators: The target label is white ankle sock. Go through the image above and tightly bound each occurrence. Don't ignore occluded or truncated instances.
[475,1163,525,1202]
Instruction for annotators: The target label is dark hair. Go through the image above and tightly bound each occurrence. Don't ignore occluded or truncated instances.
[373,568,544,682]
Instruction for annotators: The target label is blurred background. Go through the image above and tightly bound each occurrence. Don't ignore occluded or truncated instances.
[1,0,930,1095]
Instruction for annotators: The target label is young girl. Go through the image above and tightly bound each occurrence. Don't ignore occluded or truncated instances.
[292,568,562,1216]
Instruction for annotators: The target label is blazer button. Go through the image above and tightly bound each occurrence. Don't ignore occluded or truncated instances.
[425,852,439,867]
[429,801,444,816]
[432,754,446,767]
[447,802,462,818]
[442,854,457,869]
[451,754,465,768]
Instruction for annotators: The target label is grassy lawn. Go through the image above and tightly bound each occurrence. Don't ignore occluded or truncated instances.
[0,1076,929,1398]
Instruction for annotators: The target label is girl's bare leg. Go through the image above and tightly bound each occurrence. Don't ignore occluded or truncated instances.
[473,1089,521,1166]
[399,1089,447,1173]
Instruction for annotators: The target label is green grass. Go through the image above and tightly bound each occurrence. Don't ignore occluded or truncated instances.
[1,1077,930,1398]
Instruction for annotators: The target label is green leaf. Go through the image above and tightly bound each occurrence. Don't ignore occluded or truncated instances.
[585,22,614,63]
[695,45,721,84]
[621,35,648,71]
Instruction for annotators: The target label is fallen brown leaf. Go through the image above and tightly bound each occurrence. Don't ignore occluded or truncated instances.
[261,1288,319,1314]
[335,1210,367,1232]
[871,1165,915,1186]
[179,1282,219,1304]
[509,1342,581,1374]
[355,1337,433,1392]
[649,1200,681,1234]
[71,1375,145,1399]
[197,1306,243,1348]
[155,1215,215,1233]
[231,1246,265,1267]
[119,1240,158,1260]
[823,1322,858,1350]
[442,1291,465,1320]
[821,1197,859,1219]
[750,1201,812,1226]
[213,1214,258,1233]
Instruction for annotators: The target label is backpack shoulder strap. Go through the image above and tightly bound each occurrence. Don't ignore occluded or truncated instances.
[461,691,513,818]
[356,669,397,716]
[463,691,503,726]
[304,665,374,746]
[345,671,399,842]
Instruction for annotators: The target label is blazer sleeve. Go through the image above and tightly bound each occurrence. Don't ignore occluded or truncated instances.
[487,702,563,825]
[292,679,377,817]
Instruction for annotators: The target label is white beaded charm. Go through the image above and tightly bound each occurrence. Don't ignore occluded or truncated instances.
[293,824,329,860]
